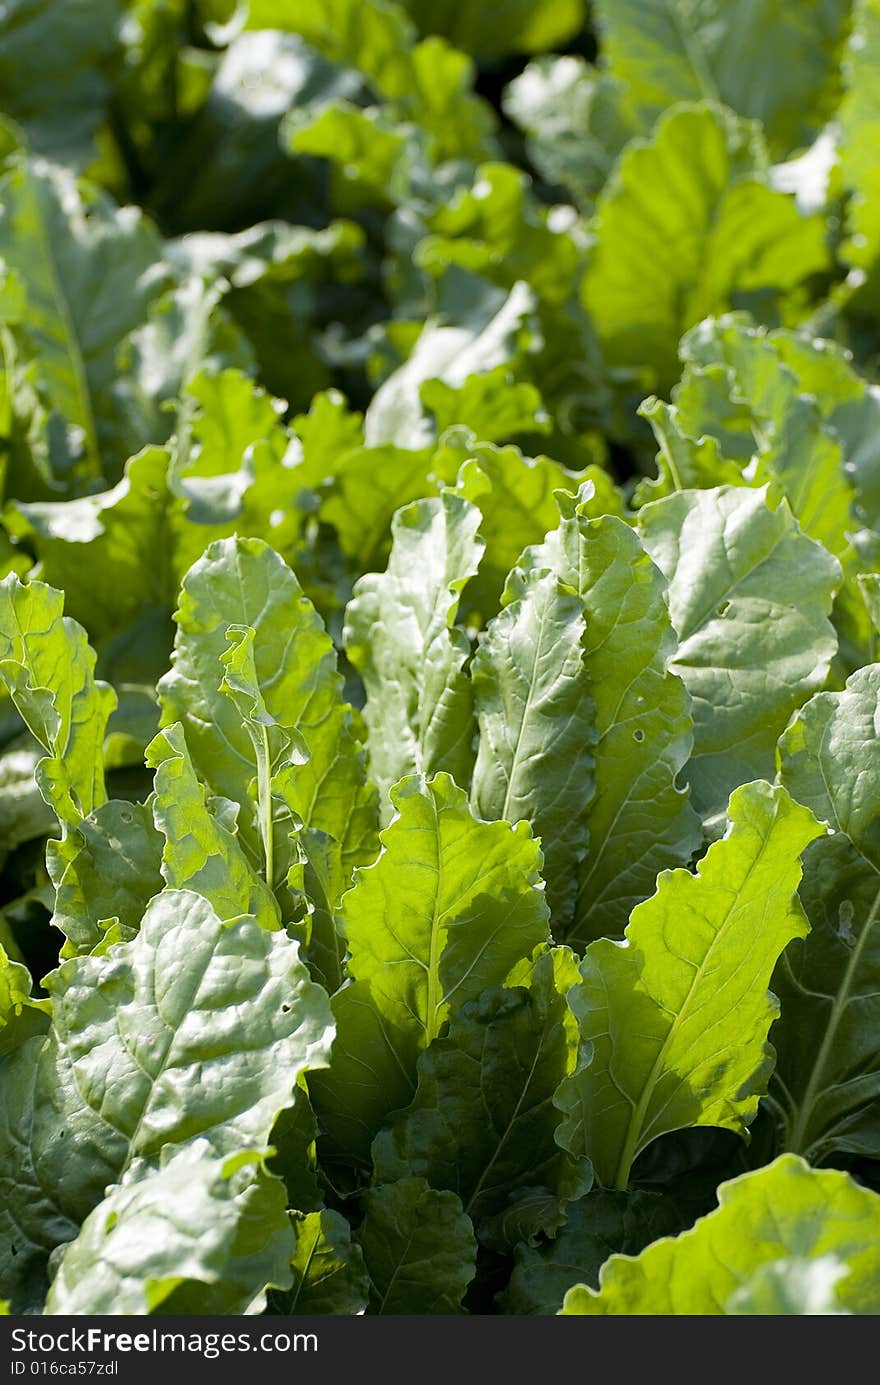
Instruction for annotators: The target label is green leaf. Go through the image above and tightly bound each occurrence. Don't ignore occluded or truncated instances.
[416,163,583,307]
[357,1178,476,1314]
[266,1083,323,1216]
[47,799,163,956]
[524,490,700,943]
[319,441,435,568]
[270,1209,369,1315]
[0,1038,80,1312]
[420,366,549,444]
[45,1145,294,1316]
[297,828,347,995]
[0,943,43,1056]
[582,103,829,389]
[557,781,823,1189]
[309,773,550,1173]
[283,101,424,210]
[0,573,116,829]
[859,574,880,638]
[637,484,840,818]
[0,157,166,484]
[634,396,744,504]
[187,220,367,416]
[470,568,594,931]
[0,888,334,1302]
[373,948,590,1248]
[676,317,855,567]
[254,0,496,163]
[5,447,174,643]
[561,1155,880,1314]
[773,665,880,1161]
[291,388,365,487]
[397,0,584,61]
[167,367,292,577]
[726,1255,851,1315]
[0,1,123,167]
[345,489,484,817]
[501,1187,683,1314]
[159,536,377,882]
[146,723,280,929]
[503,56,632,212]
[218,623,311,896]
[839,0,880,277]
[594,0,851,156]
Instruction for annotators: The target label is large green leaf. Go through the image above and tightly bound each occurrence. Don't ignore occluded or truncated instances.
[773,665,880,1160]
[356,1178,476,1314]
[637,485,840,818]
[309,773,550,1174]
[524,488,700,943]
[45,1145,294,1316]
[0,573,115,829]
[557,781,822,1189]
[373,949,589,1248]
[470,568,594,931]
[561,1155,880,1314]
[345,489,483,817]
[0,158,165,484]
[159,536,377,881]
[582,103,828,389]
[0,889,333,1305]
[595,0,851,156]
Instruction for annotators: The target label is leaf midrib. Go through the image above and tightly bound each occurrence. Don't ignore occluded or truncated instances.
[611,817,778,1188]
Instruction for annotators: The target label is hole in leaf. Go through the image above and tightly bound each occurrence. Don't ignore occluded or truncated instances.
[717,601,730,616]
[633,729,645,743]
[281,1004,291,1014]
